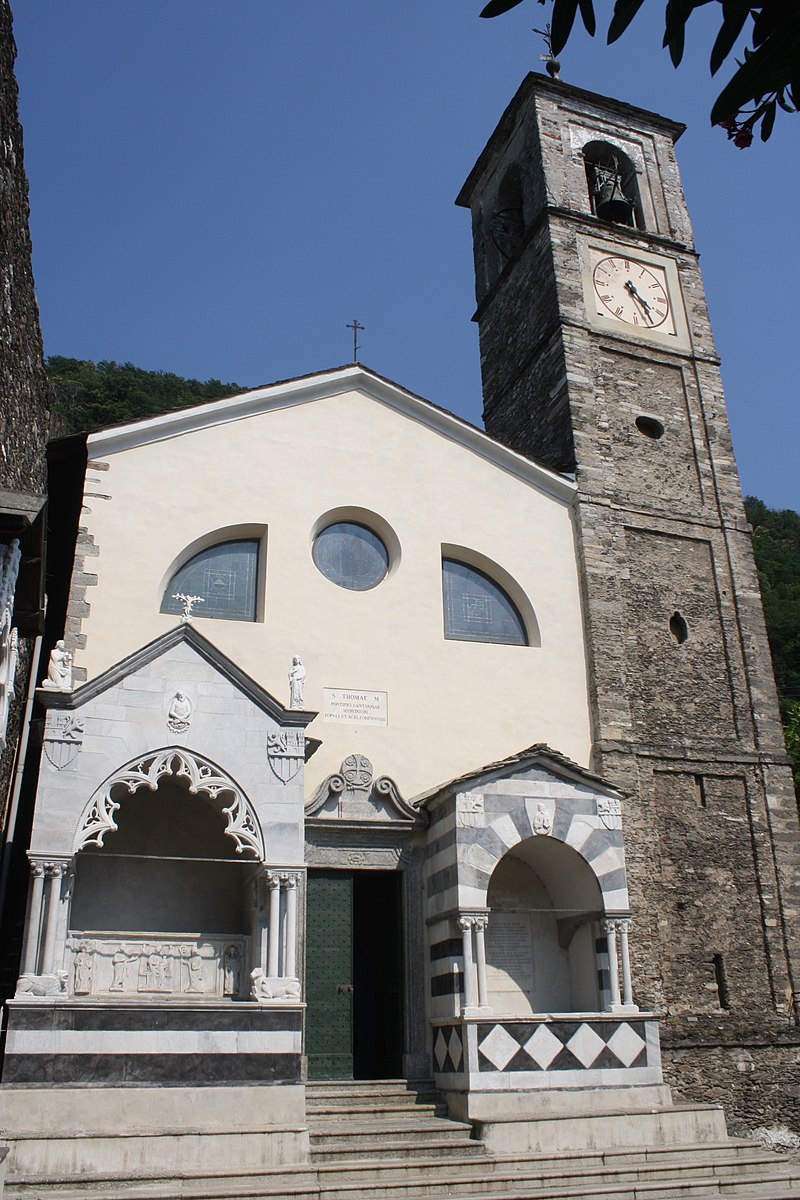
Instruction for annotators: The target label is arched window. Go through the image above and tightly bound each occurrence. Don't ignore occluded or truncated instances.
[583,140,642,229]
[442,558,528,646]
[160,539,259,622]
[489,164,525,261]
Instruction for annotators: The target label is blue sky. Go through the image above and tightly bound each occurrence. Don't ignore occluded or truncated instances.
[11,1,799,509]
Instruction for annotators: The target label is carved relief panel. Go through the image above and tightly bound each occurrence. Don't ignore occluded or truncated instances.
[66,935,246,999]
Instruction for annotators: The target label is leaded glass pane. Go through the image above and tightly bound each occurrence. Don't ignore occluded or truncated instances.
[312,523,389,591]
[442,558,527,646]
[161,540,259,622]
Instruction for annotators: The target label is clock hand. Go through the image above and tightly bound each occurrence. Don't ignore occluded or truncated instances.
[624,280,654,323]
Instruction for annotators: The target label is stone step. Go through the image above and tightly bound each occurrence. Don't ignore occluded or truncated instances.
[309,1136,488,1163]
[306,1101,448,1119]
[309,1115,474,1142]
[7,1160,800,1200]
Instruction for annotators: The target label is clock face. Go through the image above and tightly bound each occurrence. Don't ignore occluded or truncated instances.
[592,255,671,330]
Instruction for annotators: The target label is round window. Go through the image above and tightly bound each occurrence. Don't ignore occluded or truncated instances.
[312,522,389,591]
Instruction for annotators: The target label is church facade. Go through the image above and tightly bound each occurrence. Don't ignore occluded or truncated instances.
[2,74,798,1172]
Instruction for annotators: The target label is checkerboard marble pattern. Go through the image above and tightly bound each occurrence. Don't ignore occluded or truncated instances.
[475,1019,648,1072]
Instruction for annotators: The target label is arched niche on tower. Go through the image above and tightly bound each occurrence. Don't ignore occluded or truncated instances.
[582,140,643,229]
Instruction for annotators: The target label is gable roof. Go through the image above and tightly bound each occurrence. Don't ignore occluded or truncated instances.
[83,364,577,504]
[415,742,625,809]
[36,621,317,727]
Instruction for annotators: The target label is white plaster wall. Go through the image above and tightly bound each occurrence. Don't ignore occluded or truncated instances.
[76,385,591,798]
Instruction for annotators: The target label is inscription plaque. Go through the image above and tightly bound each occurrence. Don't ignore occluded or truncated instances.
[323,688,388,726]
[485,912,534,989]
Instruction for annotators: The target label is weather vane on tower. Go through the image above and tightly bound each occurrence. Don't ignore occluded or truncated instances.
[534,23,561,79]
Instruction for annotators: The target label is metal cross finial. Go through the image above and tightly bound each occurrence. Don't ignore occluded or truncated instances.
[346,318,364,363]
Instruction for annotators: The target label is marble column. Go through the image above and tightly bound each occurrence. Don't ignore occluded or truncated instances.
[458,917,477,1009]
[603,918,621,1009]
[473,917,489,1009]
[21,861,46,975]
[618,918,634,1007]
[40,863,64,975]
[283,874,298,978]
[267,873,281,977]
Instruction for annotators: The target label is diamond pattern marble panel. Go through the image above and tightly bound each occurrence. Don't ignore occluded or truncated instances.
[476,1019,650,1073]
[432,1025,464,1074]
[478,1024,521,1071]
[524,1023,563,1069]
[566,1023,607,1068]
[448,1027,463,1070]
[607,1022,647,1067]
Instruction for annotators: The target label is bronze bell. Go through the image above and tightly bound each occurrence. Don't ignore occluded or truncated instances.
[595,176,633,224]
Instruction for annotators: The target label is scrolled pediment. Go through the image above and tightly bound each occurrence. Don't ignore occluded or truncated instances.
[306,753,422,825]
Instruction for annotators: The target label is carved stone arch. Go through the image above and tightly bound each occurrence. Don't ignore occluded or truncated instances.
[73,747,265,860]
[470,795,629,915]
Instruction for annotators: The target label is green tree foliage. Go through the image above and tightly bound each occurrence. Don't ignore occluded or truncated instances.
[46,357,244,434]
[745,496,800,793]
[479,0,800,145]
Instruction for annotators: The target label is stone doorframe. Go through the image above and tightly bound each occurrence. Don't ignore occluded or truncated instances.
[304,826,429,1080]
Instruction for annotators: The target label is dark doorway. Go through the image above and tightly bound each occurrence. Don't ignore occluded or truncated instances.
[306,869,403,1080]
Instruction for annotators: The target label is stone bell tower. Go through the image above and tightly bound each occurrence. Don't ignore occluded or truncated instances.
[457,73,800,1125]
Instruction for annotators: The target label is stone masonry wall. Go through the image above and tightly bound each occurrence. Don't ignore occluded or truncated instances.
[0,0,50,833]
[463,74,800,1127]
[0,0,49,494]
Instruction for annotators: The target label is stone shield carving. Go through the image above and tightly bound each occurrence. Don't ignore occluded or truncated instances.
[267,728,305,783]
[43,714,85,770]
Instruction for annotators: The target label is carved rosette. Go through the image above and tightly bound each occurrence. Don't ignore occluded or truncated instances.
[73,748,265,858]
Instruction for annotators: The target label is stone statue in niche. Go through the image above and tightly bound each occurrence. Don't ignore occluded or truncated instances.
[73,945,93,994]
[167,691,193,734]
[110,947,131,992]
[42,640,73,692]
[288,656,306,709]
[223,944,241,996]
[533,802,553,836]
[181,945,204,993]
[139,945,171,992]
[250,968,301,1002]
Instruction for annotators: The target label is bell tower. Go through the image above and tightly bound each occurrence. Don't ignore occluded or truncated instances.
[457,74,800,1123]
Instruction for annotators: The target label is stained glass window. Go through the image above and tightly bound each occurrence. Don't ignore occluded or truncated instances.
[312,522,389,591]
[161,540,259,622]
[442,558,527,646]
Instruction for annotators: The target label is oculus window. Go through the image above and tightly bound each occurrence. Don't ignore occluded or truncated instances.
[442,558,527,646]
[312,522,389,591]
[161,539,259,622]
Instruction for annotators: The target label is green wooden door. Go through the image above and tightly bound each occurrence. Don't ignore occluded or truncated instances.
[305,871,354,1079]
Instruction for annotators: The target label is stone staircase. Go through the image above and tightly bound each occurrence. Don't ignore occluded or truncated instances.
[5,1078,800,1199]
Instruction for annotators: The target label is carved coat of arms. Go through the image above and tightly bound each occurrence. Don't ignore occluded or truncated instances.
[267,728,304,784]
[43,714,85,770]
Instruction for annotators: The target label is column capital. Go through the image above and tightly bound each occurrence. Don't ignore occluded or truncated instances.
[265,871,282,889]
[279,871,300,889]
[457,916,474,933]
